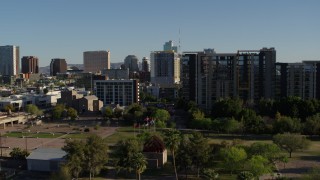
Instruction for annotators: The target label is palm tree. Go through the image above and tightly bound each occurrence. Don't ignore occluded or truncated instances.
[131,152,147,180]
[164,129,181,180]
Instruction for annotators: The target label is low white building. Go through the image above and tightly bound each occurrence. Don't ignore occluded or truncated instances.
[27,148,66,172]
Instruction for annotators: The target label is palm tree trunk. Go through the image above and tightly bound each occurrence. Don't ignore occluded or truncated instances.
[172,150,178,180]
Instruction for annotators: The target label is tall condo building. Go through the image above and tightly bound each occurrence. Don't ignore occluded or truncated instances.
[124,55,139,72]
[150,51,180,86]
[236,48,276,102]
[182,49,236,111]
[181,47,276,112]
[50,58,67,76]
[275,61,320,100]
[141,57,150,72]
[83,51,110,73]
[163,40,178,52]
[0,45,20,76]
[21,56,39,74]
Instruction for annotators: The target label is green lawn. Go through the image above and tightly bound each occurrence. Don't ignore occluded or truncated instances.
[105,126,151,144]
[4,132,64,138]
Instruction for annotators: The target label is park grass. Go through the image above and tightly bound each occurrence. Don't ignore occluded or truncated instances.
[4,131,63,138]
[105,126,157,144]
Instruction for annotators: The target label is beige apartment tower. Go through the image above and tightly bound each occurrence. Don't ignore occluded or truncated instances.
[83,51,110,73]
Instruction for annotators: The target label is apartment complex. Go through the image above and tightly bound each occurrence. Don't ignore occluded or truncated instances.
[83,51,110,73]
[21,56,39,74]
[50,58,67,76]
[275,61,320,100]
[0,45,20,76]
[181,48,276,111]
[95,79,139,106]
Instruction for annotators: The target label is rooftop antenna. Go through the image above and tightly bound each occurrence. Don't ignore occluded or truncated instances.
[178,28,181,53]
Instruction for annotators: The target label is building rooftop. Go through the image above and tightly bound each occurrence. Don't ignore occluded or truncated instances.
[27,148,66,161]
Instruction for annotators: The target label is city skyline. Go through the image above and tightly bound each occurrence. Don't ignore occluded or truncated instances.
[1,0,319,67]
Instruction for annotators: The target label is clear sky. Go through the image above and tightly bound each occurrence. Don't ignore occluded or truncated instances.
[1,0,319,67]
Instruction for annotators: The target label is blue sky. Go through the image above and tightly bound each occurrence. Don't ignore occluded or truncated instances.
[1,0,319,66]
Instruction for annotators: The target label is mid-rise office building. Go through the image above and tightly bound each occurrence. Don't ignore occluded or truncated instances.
[21,56,39,74]
[150,51,180,86]
[50,58,67,76]
[95,79,139,106]
[124,55,139,72]
[0,45,20,76]
[83,51,110,73]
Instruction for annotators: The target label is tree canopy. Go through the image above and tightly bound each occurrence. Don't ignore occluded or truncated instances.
[273,133,310,158]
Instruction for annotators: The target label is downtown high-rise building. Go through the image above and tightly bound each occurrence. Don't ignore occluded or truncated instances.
[21,56,39,74]
[50,58,67,76]
[150,51,180,86]
[181,47,276,112]
[163,40,178,52]
[83,51,110,73]
[124,55,139,72]
[0,45,20,76]
[141,57,150,72]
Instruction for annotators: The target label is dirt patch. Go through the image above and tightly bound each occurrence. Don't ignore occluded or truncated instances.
[0,122,117,157]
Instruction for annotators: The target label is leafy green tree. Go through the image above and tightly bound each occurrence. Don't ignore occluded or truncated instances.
[114,107,123,120]
[220,146,247,174]
[9,147,30,159]
[223,118,242,134]
[190,108,205,120]
[152,109,170,122]
[273,133,310,158]
[248,142,284,163]
[257,98,276,117]
[211,98,243,118]
[273,116,302,134]
[246,155,272,178]
[176,136,192,179]
[62,139,85,179]
[63,135,108,180]
[25,104,43,116]
[124,103,145,122]
[240,108,265,134]
[104,106,113,120]
[52,104,65,119]
[163,129,181,180]
[67,107,78,120]
[189,117,212,130]
[84,135,109,179]
[114,138,141,174]
[189,132,211,177]
[304,113,320,135]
